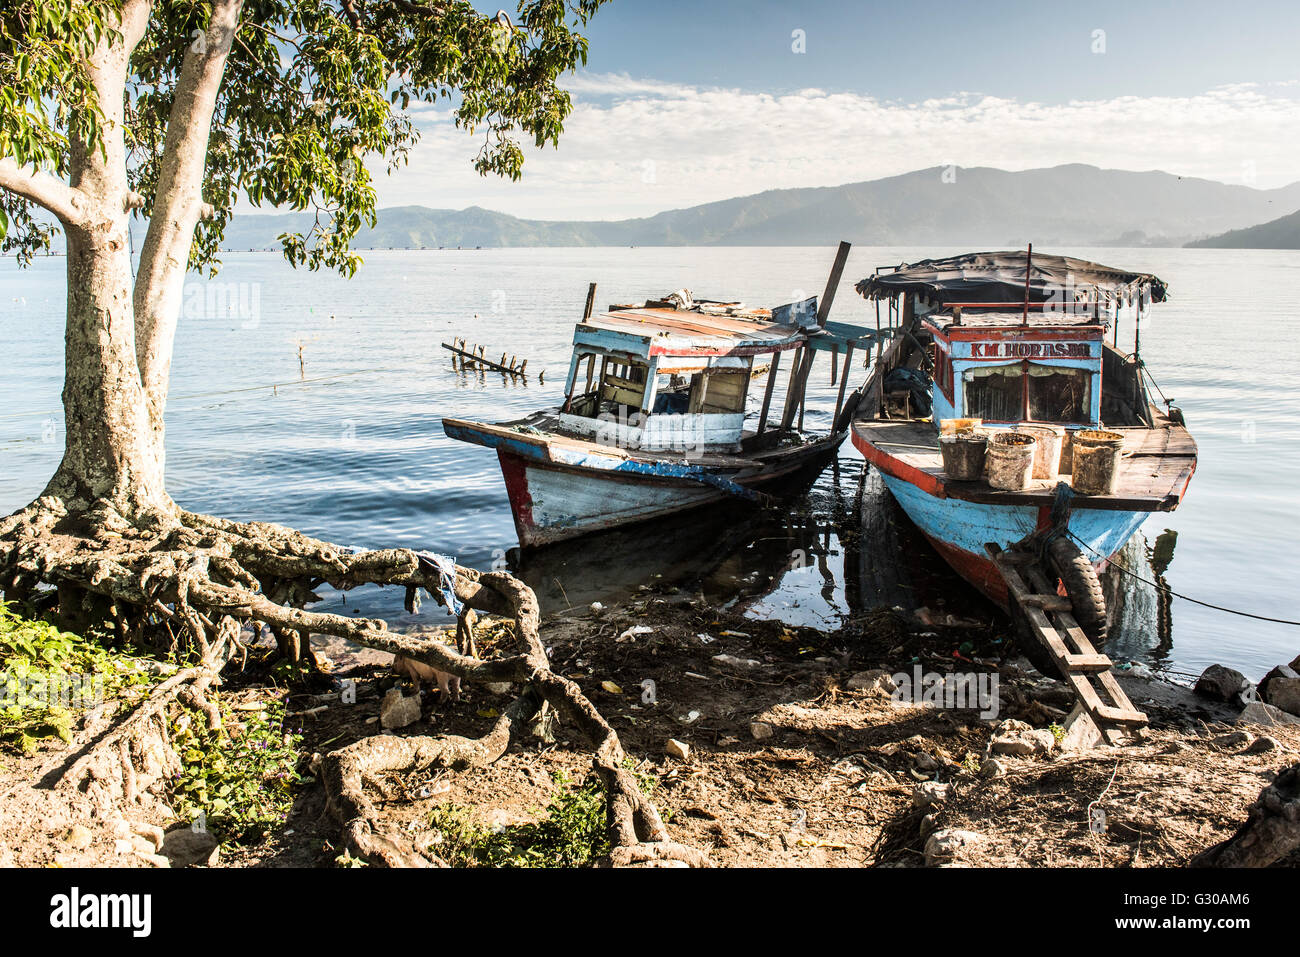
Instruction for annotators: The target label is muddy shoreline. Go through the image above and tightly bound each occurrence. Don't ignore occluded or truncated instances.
[2,589,1296,869]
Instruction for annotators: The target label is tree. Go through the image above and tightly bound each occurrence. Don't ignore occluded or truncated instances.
[0,0,706,867]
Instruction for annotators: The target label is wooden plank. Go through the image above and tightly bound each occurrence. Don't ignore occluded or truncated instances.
[757,350,782,434]
[583,282,597,320]
[1063,654,1114,673]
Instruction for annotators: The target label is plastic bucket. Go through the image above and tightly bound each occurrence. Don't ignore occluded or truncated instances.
[1070,429,1125,495]
[985,431,1038,491]
[1017,424,1065,479]
[939,432,988,480]
[940,417,983,436]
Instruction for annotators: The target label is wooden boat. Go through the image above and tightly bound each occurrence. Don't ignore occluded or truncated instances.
[850,250,1196,638]
[444,245,887,547]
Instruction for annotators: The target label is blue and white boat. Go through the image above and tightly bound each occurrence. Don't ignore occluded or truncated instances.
[445,263,883,547]
[850,251,1197,636]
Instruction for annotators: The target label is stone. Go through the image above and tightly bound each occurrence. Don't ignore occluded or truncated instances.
[846,669,897,694]
[913,752,940,772]
[114,839,133,855]
[1194,664,1251,703]
[749,720,774,741]
[63,825,93,850]
[484,682,513,695]
[131,822,166,851]
[1259,666,1300,716]
[1290,653,1300,672]
[160,828,220,868]
[1246,735,1280,754]
[1237,701,1300,727]
[665,738,690,761]
[380,687,422,730]
[1212,731,1254,750]
[989,719,1056,757]
[912,781,950,809]
[135,852,171,868]
[979,758,1007,778]
[924,829,984,867]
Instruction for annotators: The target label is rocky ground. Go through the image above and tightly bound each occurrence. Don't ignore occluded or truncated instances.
[2,587,1297,868]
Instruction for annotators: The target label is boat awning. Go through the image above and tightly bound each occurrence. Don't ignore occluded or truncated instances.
[856,251,1168,308]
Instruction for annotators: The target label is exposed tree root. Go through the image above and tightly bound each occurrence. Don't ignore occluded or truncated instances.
[1190,763,1300,867]
[0,495,707,867]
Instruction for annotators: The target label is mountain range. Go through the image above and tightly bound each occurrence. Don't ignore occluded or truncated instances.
[1185,207,1300,248]
[203,164,1300,250]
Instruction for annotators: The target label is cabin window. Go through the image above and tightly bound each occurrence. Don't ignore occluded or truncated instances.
[598,361,649,411]
[962,362,1094,423]
[687,369,749,414]
[962,363,1021,421]
[1027,365,1091,423]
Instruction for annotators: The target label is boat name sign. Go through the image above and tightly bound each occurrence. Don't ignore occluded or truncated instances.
[970,342,1092,359]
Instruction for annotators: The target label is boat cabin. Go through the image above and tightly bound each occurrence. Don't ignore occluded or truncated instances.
[558,297,844,453]
[861,251,1168,434]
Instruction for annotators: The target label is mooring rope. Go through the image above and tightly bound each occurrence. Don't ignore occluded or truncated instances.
[1068,530,1300,627]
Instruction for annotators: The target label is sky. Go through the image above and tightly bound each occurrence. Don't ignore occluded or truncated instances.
[375,0,1300,220]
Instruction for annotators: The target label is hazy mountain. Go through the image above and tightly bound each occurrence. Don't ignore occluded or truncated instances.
[204,164,1300,250]
[1185,207,1300,248]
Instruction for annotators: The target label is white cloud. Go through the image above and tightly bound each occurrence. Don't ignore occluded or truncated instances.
[367,74,1300,220]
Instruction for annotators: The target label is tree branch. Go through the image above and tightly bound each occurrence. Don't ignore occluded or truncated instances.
[0,159,89,228]
[132,0,244,431]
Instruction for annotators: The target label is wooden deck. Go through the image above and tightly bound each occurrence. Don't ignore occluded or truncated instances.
[854,417,1197,511]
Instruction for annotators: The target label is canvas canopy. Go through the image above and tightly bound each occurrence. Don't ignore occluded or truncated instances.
[856,251,1168,307]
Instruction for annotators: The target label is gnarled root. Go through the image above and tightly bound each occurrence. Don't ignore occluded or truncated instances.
[1190,763,1300,867]
[1,496,707,867]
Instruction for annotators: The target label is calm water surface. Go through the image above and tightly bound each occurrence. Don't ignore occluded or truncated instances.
[1,246,1297,680]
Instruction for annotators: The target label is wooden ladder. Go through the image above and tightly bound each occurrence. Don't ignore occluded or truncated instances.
[986,542,1147,746]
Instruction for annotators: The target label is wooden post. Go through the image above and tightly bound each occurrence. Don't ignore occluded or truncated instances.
[781,240,852,430]
[583,282,597,320]
[832,343,854,428]
[757,350,782,434]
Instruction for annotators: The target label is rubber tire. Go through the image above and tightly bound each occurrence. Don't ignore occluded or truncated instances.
[1046,536,1108,647]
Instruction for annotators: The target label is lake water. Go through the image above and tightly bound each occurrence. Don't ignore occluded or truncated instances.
[1,246,1297,682]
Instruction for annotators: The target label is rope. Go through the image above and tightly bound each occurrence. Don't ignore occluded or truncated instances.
[1068,531,1300,627]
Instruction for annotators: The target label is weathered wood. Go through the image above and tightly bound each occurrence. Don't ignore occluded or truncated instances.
[989,543,1147,744]
[757,350,782,434]
[583,282,597,320]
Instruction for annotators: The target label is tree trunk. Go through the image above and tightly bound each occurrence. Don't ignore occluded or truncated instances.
[40,2,170,525]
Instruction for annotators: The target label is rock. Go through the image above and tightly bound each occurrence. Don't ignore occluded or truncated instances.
[749,720,774,741]
[846,669,897,694]
[484,682,513,695]
[135,852,171,868]
[114,839,133,855]
[1246,735,1280,754]
[1194,664,1251,704]
[989,719,1056,757]
[912,781,950,809]
[1237,701,1300,727]
[924,829,984,867]
[1212,731,1254,750]
[979,758,1007,778]
[913,752,940,772]
[665,738,690,761]
[379,687,422,730]
[713,654,761,670]
[1162,741,1191,755]
[1291,653,1300,672]
[1259,666,1300,716]
[160,828,220,868]
[131,822,166,851]
[64,825,93,850]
